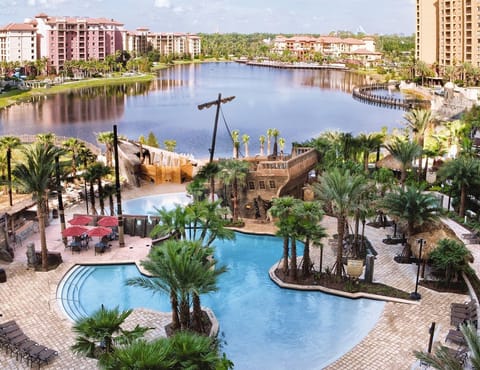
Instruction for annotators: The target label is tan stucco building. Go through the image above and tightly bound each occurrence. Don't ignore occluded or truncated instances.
[416,0,480,71]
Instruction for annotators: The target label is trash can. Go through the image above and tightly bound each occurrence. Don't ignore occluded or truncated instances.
[0,269,6,283]
[52,209,58,219]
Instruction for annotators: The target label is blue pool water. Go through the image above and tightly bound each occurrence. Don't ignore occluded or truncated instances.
[122,192,191,215]
[59,232,384,369]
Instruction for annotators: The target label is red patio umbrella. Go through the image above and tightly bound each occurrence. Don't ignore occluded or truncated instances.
[97,216,118,227]
[68,215,93,226]
[87,226,113,238]
[62,225,89,237]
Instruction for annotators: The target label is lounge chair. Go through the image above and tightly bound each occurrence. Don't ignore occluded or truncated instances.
[446,328,466,346]
[451,301,477,327]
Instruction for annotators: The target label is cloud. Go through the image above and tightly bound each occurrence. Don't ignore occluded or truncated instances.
[27,0,67,6]
[154,0,171,8]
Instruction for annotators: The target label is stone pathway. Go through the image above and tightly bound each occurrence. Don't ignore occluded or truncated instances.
[0,184,476,369]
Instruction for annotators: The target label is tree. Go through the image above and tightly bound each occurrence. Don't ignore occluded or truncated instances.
[217,159,250,222]
[272,128,280,157]
[357,132,384,173]
[380,185,440,257]
[231,130,240,158]
[0,135,21,207]
[163,139,176,152]
[266,128,274,155]
[96,132,115,167]
[71,305,150,359]
[384,137,422,187]
[242,134,250,157]
[270,196,297,276]
[127,239,227,333]
[89,162,112,215]
[293,200,326,278]
[259,135,266,156]
[99,331,233,370]
[404,109,433,180]
[62,137,85,178]
[430,239,470,286]
[437,156,480,217]
[196,162,220,202]
[13,142,63,270]
[314,168,367,276]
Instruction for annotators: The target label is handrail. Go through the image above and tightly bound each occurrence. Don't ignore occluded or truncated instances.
[352,84,431,110]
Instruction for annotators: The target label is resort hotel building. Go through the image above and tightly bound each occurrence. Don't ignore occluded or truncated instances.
[0,13,201,73]
[416,0,480,71]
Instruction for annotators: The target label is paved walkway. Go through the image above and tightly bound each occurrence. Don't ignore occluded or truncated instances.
[0,184,477,369]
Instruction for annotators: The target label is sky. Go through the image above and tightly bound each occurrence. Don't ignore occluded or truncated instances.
[0,0,415,35]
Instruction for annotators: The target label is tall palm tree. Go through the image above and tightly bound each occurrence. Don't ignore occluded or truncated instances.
[314,168,367,276]
[259,135,266,156]
[272,128,280,157]
[242,134,250,157]
[437,156,480,217]
[384,137,422,187]
[266,128,274,155]
[357,132,384,173]
[0,135,21,206]
[13,142,63,270]
[62,137,85,178]
[83,166,99,215]
[196,161,220,202]
[96,131,115,167]
[127,239,227,333]
[36,133,56,146]
[71,305,149,359]
[270,196,297,276]
[381,185,441,257]
[231,130,240,159]
[217,159,250,222]
[293,200,326,278]
[404,109,433,180]
[89,162,112,215]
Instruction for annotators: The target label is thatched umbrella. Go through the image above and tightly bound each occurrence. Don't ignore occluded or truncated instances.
[375,154,402,171]
[409,223,469,260]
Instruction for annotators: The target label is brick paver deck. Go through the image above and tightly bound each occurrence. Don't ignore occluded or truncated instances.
[0,184,475,369]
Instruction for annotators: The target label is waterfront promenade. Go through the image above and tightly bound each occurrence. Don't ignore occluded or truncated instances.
[0,183,476,369]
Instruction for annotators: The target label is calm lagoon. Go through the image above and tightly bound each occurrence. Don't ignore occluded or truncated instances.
[0,63,405,158]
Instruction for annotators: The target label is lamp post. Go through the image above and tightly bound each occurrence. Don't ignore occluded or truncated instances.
[410,238,425,300]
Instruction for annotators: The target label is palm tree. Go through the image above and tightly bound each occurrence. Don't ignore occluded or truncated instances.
[127,239,227,333]
[437,156,480,217]
[293,200,326,278]
[259,135,266,156]
[314,168,367,276]
[96,131,115,167]
[83,166,99,215]
[100,331,233,370]
[242,134,250,157]
[13,142,63,270]
[196,161,220,202]
[36,133,56,146]
[231,130,240,159]
[217,159,250,222]
[357,132,384,173]
[380,185,441,257]
[89,162,112,215]
[266,128,274,155]
[270,196,297,276]
[404,109,433,180]
[62,138,85,178]
[71,305,150,359]
[0,135,21,206]
[384,137,422,187]
[151,204,189,240]
[414,322,480,369]
[271,128,280,157]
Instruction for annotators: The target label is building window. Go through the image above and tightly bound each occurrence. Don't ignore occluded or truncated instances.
[269,180,276,189]
[259,181,266,190]
[248,181,255,190]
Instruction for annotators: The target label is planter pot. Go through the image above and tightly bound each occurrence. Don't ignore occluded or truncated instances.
[346,259,364,279]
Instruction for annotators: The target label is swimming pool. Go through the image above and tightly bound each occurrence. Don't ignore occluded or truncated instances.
[122,192,191,215]
[59,231,384,369]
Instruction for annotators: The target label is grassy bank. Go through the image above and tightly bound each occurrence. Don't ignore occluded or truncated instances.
[0,73,156,110]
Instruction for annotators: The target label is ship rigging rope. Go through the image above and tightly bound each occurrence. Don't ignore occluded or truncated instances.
[220,106,244,158]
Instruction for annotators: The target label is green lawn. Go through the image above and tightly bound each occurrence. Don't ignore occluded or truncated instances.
[0,74,156,110]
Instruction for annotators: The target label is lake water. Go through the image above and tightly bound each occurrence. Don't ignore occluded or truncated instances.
[0,63,405,158]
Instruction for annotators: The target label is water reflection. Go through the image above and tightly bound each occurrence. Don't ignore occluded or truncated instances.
[0,63,405,158]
